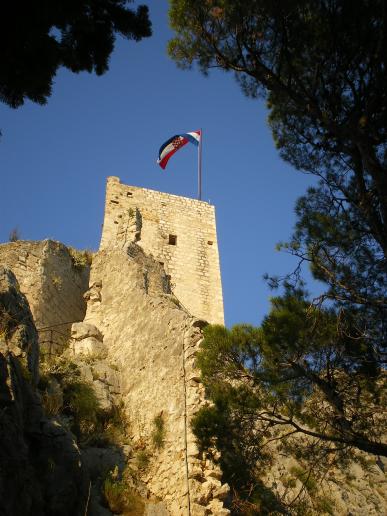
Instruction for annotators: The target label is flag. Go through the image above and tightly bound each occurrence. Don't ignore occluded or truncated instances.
[157,130,201,169]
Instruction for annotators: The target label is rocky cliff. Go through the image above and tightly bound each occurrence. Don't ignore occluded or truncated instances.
[0,239,386,516]
[0,242,229,515]
[70,244,230,515]
[0,240,90,354]
[0,266,88,516]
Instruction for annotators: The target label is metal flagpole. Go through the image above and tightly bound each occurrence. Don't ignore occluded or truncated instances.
[198,128,202,200]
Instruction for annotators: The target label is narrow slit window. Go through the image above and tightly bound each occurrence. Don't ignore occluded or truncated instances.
[127,191,133,197]
[169,234,177,246]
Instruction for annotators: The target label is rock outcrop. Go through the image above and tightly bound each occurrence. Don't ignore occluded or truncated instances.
[0,267,88,516]
[1,234,386,515]
[71,245,230,515]
[0,240,90,355]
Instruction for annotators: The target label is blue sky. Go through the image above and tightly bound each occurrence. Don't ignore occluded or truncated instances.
[0,1,317,327]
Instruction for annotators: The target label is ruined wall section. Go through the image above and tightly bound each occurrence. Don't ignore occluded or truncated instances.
[100,177,224,325]
[78,246,229,515]
[0,240,89,354]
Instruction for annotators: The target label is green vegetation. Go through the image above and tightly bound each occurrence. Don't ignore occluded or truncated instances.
[68,247,93,269]
[90,401,130,447]
[135,450,150,471]
[19,360,33,383]
[1,1,151,108]
[0,308,14,342]
[170,2,387,509]
[51,275,62,289]
[40,379,63,416]
[39,357,129,446]
[191,320,386,510]
[41,357,99,439]
[103,466,145,515]
[151,413,165,449]
[64,380,99,437]
[289,466,318,495]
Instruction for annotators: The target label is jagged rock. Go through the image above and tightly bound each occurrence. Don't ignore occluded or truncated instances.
[91,361,120,391]
[0,268,88,516]
[70,322,107,358]
[213,482,230,501]
[82,447,126,481]
[92,379,113,410]
[190,503,208,516]
[207,499,230,515]
[72,336,108,358]
[0,352,88,516]
[71,322,103,341]
[2,235,385,516]
[0,240,90,354]
[0,266,39,383]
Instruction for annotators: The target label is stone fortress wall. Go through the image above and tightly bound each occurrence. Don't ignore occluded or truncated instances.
[1,182,386,515]
[0,240,89,355]
[100,177,224,325]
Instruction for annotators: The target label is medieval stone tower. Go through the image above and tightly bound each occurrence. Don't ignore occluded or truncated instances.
[100,176,224,325]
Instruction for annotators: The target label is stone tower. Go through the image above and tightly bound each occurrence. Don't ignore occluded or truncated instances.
[100,176,224,325]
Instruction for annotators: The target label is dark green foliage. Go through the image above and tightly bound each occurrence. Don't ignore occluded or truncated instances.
[151,413,165,449]
[135,450,150,471]
[170,0,387,456]
[63,380,99,437]
[192,318,386,510]
[41,358,131,446]
[0,1,152,108]
[48,359,99,438]
[168,0,387,347]
[170,1,387,509]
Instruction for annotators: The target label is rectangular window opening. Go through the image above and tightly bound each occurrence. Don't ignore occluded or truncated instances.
[207,240,213,245]
[169,234,177,246]
[127,191,133,197]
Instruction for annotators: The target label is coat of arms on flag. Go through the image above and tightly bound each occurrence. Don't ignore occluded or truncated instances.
[157,130,201,169]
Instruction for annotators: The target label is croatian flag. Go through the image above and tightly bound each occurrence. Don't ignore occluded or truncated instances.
[157,130,201,169]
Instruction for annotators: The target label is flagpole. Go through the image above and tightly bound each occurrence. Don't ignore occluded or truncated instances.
[198,128,202,200]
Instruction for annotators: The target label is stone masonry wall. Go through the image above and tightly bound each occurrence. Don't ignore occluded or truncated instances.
[100,177,224,325]
[77,246,229,515]
[0,240,89,355]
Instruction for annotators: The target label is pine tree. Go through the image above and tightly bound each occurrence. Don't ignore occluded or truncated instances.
[0,1,151,108]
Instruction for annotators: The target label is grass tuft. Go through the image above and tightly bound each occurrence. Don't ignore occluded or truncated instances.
[68,247,93,269]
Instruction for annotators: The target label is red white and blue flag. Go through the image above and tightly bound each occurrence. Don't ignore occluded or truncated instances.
[157,130,201,169]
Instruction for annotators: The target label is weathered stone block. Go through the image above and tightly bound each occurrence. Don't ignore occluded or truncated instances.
[213,482,230,501]
[72,337,108,358]
[71,322,103,341]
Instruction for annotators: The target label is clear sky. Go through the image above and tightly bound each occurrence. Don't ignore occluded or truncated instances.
[0,1,318,327]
